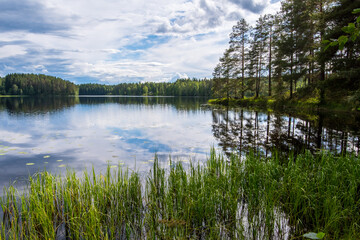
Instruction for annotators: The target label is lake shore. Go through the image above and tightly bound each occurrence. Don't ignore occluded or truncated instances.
[208,97,360,114]
[1,150,359,239]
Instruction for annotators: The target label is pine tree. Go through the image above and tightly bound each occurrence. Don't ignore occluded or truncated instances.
[277,0,311,98]
[264,14,275,97]
[323,1,360,89]
[212,49,236,99]
[229,19,250,99]
[253,15,269,98]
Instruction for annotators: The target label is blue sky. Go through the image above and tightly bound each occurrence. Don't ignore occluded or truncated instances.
[0,0,281,84]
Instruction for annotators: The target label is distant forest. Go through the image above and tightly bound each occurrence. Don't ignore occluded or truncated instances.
[213,0,360,104]
[78,79,212,96]
[0,74,212,97]
[0,73,78,96]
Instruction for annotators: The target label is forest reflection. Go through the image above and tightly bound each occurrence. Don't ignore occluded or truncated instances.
[1,96,359,158]
[0,96,209,114]
[212,108,360,157]
[0,97,79,114]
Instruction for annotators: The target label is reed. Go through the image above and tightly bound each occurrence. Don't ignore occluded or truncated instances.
[0,150,359,239]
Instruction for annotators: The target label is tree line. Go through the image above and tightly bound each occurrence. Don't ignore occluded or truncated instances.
[0,73,78,95]
[79,78,212,96]
[213,0,360,103]
[0,74,212,97]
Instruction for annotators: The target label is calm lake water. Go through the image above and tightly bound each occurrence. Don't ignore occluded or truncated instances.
[0,96,359,191]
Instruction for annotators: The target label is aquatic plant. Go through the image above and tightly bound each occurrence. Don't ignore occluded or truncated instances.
[1,150,359,239]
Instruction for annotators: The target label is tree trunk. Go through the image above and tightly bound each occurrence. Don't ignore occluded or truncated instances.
[257,53,262,98]
[319,1,325,104]
[268,26,272,97]
[290,54,293,99]
[241,34,245,99]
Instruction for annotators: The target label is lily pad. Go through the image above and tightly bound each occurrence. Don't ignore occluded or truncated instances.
[43,155,50,159]
[58,164,66,168]
[26,163,35,166]
[110,165,117,169]
[57,160,63,162]
[18,152,29,155]
[303,232,325,239]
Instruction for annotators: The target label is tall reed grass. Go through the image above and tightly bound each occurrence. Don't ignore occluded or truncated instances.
[1,150,359,239]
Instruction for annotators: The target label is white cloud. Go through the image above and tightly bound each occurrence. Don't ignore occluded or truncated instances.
[0,0,282,84]
[0,45,26,59]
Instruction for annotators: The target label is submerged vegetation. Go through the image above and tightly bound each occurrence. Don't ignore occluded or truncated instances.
[1,150,359,239]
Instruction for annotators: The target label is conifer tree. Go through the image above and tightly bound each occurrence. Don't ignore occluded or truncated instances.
[229,19,250,99]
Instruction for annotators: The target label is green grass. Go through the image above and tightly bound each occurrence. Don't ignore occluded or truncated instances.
[0,95,27,98]
[208,91,360,114]
[1,150,360,239]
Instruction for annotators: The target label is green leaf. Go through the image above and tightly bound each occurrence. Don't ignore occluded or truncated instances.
[322,40,330,44]
[303,232,325,239]
[352,8,360,14]
[317,232,325,239]
[338,35,348,50]
[324,41,337,51]
[351,34,357,42]
[357,16,360,24]
[339,43,345,50]
[343,23,356,34]
[338,35,348,44]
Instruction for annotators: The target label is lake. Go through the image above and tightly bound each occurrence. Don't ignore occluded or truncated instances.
[0,96,359,192]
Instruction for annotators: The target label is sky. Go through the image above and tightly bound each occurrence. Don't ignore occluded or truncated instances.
[0,0,281,84]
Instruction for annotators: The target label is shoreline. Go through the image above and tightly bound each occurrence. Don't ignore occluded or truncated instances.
[208,97,360,114]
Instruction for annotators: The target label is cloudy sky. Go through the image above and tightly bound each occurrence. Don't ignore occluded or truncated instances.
[0,0,281,84]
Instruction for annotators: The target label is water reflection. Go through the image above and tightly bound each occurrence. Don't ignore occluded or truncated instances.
[0,96,213,193]
[0,96,79,114]
[212,107,360,157]
[78,96,206,111]
[1,96,360,194]
[0,96,210,117]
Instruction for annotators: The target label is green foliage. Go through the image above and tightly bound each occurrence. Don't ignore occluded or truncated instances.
[0,77,5,95]
[325,8,360,51]
[1,151,359,239]
[78,83,114,95]
[2,73,78,96]
[303,232,325,239]
[79,78,213,97]
[214,1,360,105]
